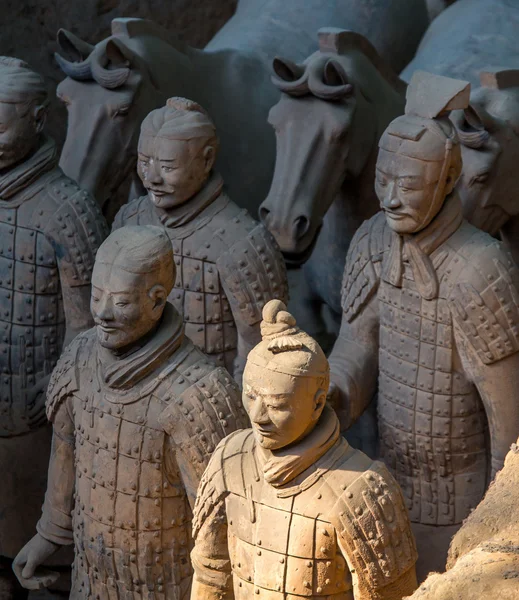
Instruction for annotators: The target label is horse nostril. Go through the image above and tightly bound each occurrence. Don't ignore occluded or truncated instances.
[259,205,270,225]
[293,215,310,240]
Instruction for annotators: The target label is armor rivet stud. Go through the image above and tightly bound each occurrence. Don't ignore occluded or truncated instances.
[304,582,311,589]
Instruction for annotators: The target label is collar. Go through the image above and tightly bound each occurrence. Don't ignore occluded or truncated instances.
[382,191,463,299]
[256,404,341,488]
[97,302,184,390]
[0,135,58,202]
[155,170,224,228]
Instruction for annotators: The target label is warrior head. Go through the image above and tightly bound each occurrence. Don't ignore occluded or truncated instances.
[0,57,49,170]
[91,225,175,351]
[137,97,219,209]
[376,71,470,234]
[243,299,330,450]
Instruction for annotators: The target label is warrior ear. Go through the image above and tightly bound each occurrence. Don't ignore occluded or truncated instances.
[57,29,94,62]
[33,104,47,134]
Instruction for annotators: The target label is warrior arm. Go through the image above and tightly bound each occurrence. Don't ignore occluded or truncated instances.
[36,399,75,546]
[61,283,93,346]
[455,335,519,476]
[328,293,380,432]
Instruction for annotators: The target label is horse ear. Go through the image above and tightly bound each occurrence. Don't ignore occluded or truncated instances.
[323,59,351,90]
[57,29,94,62]
[272,57,305,82]
[105,38,133,68]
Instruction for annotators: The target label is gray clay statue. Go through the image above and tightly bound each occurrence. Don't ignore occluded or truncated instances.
[190,299,418,600]
[0,56,108,599]
[327,71,519,582]
[13,226,249,599]
[112,97,289,382]
[53,0,429,218]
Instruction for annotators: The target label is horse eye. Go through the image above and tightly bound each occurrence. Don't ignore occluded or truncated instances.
[114,106,130,117]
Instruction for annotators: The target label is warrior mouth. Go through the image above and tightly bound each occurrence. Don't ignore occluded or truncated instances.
[96,324,119,333]
[282,225,322,267]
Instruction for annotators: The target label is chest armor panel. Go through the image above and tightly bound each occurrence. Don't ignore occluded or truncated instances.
[225,478,353,599]
[167,227,236,374]
[70,391,192,600]
[0,205,64,436]
[377,276,487,525]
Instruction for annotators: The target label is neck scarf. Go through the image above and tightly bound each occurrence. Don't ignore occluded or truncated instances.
[382,192,463,299]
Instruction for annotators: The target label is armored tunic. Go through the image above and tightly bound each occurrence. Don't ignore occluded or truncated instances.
[113,173,288,377]
[192,409,417,600]
[0,136,108,438]
[339,194,519,525]
[37,305,248,600]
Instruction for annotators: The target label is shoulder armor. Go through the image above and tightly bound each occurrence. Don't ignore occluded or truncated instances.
[112,195,150,230]
[341,213,388,323]
[158,364,249,487]
[192,429,252,539]
[46,332,91,421]
[331,459,417,591]
[450,246,519,365]
[43,174,109,286]
[216,223,289,326]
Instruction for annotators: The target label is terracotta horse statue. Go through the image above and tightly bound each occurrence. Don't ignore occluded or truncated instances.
[54,0,429,218]
[259,29,406,336]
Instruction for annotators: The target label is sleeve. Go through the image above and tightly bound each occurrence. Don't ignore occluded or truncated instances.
[36,399,76,546]
[46,184,109,338]
[216,223,289,377]
[450,252,519,474]
[36,336,85,545]
[190,439,234,599]
[332,460,418,600]
[327,217,383,432]
[158,361,249,508]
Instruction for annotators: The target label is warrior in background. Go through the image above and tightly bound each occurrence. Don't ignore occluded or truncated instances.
[113,97,288,383]
[328,71,519,580]
[0,56,107,598]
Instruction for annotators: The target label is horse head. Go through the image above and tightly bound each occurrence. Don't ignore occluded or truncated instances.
[452,70,519,236]
[259,29,405,264]
[55,25,163,208]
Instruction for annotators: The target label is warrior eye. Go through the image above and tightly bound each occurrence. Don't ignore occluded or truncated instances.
[115,301,128,307]
[114,105,130,117]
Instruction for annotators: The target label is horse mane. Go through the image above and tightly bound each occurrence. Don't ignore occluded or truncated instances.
[317,29,407,95]
[111,18,188,55]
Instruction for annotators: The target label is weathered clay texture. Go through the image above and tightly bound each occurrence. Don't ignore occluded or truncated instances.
[0,56,108,596]
[113,98,289,382]
[328,71,519,580]
[191,299,418,599]
[405,437,519,600]
[13,226,249,598]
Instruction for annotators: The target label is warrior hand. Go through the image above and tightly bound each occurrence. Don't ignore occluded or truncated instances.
[27,375,51,429]
[13,533,60,589]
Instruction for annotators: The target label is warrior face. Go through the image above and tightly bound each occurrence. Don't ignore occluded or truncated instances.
[375,148,447,234]
[91,261,167,352]
[0,101,43,171]
[242,361,326,451]
[137,134,215,210]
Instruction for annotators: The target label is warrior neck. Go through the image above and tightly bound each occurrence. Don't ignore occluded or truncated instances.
[154,170,224,228]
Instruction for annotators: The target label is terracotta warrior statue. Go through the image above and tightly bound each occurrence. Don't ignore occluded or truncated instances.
[327,71,519,580]
[112,97,288,382]
[0,57,107,597]
[13,226,249,598]
[190,299,418,600]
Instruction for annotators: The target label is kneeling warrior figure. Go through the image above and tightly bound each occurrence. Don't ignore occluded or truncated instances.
[0,57,107,597]
[191,299,418,600]
[328,71,519,578]
[13,226,249,599]
[113,97,288,382]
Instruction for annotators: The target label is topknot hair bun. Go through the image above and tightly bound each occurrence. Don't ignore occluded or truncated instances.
[261,300,302,353]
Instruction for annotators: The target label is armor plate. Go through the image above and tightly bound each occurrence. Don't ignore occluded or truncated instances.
[114,193,288,374]
[0,169,107,436]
